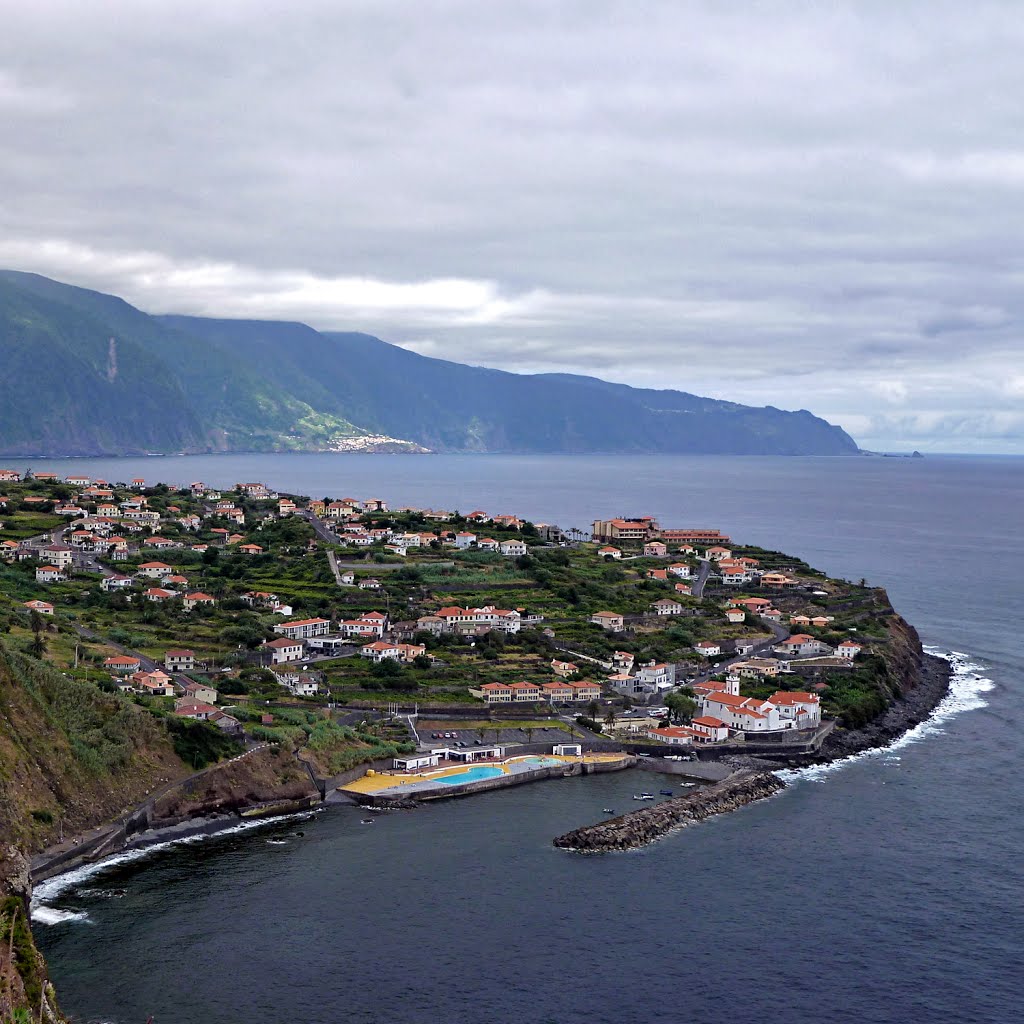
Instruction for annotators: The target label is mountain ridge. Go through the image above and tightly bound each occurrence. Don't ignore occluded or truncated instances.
[0,270,860,456]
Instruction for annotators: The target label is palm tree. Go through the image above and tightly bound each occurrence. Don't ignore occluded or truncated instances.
[30,632,46,659]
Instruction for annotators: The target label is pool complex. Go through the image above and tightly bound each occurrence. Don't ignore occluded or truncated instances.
[340,752,628,796]
[434,766,504,785]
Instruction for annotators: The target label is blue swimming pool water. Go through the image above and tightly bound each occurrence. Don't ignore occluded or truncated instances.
[523,757,562,766]
[433,766,504,785]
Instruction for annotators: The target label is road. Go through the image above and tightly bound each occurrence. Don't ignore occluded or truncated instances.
[690,559,712,598]
[688,618,791,686]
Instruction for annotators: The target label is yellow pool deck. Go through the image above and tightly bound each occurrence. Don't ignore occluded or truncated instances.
[340,753,628,795]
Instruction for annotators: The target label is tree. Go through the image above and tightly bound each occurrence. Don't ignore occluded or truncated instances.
[586,698,600,721]
[665,691,698,724]
[603,707,617,727]
[29,632,46,659]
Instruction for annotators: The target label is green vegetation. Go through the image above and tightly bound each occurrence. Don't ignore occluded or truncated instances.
[164,716,244,768]
[0,270,859,456]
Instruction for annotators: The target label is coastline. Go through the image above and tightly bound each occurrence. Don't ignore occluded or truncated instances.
[30,654,958,879]
[552,649,955,853]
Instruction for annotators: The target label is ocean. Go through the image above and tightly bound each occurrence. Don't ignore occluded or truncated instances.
[29,453,1022,1024]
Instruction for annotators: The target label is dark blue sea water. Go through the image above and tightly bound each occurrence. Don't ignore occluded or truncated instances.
[31,454,1022,1024]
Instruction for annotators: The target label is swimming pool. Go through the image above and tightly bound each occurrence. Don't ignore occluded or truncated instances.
[521,756,563,766]
[433,766,504,785]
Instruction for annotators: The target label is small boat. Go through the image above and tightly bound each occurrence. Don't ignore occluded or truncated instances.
[602,808,615,814]
[659,789,673,796]
[360,819,375,824]
[633,793,655,800]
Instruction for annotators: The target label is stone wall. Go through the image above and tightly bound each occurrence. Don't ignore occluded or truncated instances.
[552,770,785,852]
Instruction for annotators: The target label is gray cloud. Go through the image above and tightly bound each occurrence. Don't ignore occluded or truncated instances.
[1,0,1024,451]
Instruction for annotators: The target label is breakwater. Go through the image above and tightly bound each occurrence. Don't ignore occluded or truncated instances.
[552,770,785,852]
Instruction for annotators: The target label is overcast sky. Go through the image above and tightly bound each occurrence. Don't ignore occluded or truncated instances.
[2,1,1023,452]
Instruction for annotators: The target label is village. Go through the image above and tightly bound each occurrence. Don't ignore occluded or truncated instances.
[0,470,893,782]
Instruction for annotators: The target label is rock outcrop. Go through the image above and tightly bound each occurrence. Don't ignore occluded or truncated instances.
[553,771,785,853]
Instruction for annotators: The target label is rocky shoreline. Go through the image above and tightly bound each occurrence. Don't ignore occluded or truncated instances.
[553,771,785,852]
[720,651,953,771]
[552,650,953,853]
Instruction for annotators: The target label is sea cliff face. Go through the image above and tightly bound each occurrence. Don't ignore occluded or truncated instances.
[552,771,785,852]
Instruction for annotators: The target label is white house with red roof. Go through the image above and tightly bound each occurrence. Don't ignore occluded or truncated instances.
[773,634,832,657]
[263,637,304,664]
[590,611,624,631]
[598,545,622,559]
[719,566,751,585]
[694,640,721,657]
[507,681,543,702]
[165,649,196,672]
[35,565,66,583]
[646,725,698,745]
[360,641,402,662]
[24,600,53,615]
[837,640,863,659]
[690,716,730,742]
[551,659,579,678]
[274,617,332,640]
[769,690,822,728]
[137,561,173,579]
[700,691,783,732]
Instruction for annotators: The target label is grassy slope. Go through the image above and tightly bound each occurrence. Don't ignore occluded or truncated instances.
[0,645,188,853]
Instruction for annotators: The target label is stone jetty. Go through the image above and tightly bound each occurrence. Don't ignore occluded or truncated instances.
[552,770,785,852]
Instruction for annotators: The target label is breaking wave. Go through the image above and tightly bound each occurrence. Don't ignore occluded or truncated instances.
[776,648,992,785]
[31,810,316,926]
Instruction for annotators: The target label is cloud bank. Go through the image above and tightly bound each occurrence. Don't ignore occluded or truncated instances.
[1,1,1023,452]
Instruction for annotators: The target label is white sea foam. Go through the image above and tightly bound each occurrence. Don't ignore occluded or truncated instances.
[31,809,316,924]
[776,648,993,785]
[29,906,91,926]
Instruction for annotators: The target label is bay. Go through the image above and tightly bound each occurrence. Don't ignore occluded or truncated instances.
[31,453,1022,1024]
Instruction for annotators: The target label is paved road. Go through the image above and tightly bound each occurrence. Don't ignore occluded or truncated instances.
[688,619,791,686]
[690,559,712,598]
[300,510,338,545]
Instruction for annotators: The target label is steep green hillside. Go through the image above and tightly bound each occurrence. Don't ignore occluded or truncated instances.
[0,270,860,455]
[0,645,187,853]
[0,272,366,454]
[167,318,861,455]
[0,278,202,454]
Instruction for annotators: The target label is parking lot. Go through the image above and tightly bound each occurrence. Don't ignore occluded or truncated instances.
[417,722,571,750]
